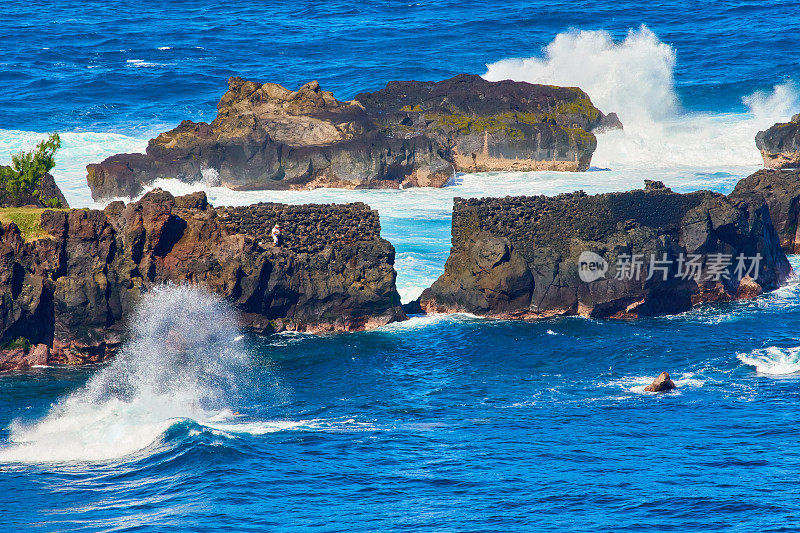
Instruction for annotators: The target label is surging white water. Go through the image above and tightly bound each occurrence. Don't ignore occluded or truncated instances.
[738,346,800,376]
[0,285,250,463]
[484,26,800,170]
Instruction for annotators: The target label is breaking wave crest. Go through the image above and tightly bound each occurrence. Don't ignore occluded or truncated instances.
[484,26,800,170]
[738,346,800,375]
[0,285,251,463]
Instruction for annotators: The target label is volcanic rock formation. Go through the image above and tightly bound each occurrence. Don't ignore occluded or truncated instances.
[86,74,616,199]
[0,190,404,369]
[419,180,791,319]
[756,114,800,169]
[732,167,800,253]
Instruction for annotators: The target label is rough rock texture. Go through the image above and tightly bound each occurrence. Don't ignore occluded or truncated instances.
[644,371,676,392]
[0,173,69,208]
[87,74,616,199]
[0,190,404,369]
[419,181,791,320]
[732,168,800,253]
[756,114,800,169]
[356,74,618,173]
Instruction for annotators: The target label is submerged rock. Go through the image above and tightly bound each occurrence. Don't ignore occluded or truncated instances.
[86,74,616,199]
[644,371,676,392]
[420,181,792,319]
[756,114,800,169]
[0,190,405,367]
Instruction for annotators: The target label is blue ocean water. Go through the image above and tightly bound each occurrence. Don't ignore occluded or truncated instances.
[2,1,800,531]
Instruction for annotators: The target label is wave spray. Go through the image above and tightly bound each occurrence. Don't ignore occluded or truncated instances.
[0,285,250,463]
[484,26,800,171]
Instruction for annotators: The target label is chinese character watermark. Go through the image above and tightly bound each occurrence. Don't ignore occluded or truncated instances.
[578,251,763,283]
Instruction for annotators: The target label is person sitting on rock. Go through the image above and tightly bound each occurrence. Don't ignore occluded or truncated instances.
[271,223,281,246]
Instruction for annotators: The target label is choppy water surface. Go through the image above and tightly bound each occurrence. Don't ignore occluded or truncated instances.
[2,1,800,531]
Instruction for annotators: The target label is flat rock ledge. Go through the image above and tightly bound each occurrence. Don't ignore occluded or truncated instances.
[419,180,792,319]
[0,190,404,370]
[86,74,618,200]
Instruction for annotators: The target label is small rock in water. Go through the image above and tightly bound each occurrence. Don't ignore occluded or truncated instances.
[645,371,676,392]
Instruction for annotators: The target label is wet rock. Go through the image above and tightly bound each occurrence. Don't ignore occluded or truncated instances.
[644,371,676,392]
[756,114,800,169]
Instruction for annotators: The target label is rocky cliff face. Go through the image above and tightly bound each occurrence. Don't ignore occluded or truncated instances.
[756,114,800,169]
[87,74,616,199]
[356,73,619,173]
[0,173,69,208]
[419,181,791,319]
[732,168,800,253]
[0,190,404,369]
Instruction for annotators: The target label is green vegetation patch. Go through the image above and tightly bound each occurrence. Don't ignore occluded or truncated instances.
[0,133,63,207]
[0,207,65,241]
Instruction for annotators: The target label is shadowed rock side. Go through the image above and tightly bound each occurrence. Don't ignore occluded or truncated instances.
[86,74,616,199]
[732,168,800,253]
[0,190,404,369]
[0,173,69,208]
[756,114,800,169]
[419,181,791,320]
[356,73,619,173]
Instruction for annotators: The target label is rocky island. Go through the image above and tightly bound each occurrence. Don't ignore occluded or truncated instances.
[0,190,404,370]
[86,74,618,199]
[418,181,791,319]
[756,113,800,169]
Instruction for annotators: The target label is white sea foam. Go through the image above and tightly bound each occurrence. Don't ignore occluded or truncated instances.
[0,128,149,207]
[738,346,800,375]
[611,372,705,395]
[484,25,800,171]
[0,285,252,463]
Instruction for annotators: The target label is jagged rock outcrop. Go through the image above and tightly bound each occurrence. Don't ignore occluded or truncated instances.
[756,114,800,169]
[0,190,404,369]
[731,167,800,253]
[356,73,618,173]
[419,181,791,319]
[645,371,676,392]
[87,74,616,199]
[0,172,69,208]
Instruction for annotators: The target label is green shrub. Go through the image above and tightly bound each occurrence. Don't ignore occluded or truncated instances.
[0,133,61,204]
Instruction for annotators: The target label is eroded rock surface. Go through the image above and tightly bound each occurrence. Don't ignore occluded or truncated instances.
[87,74,616,199]
[419,181,791,319]
[644,371,676,392]
[756,114,800,169]
[732,168,800,253]
[0,190,404,368]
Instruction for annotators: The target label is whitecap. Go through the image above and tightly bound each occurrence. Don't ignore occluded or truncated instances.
[738,346,800,375]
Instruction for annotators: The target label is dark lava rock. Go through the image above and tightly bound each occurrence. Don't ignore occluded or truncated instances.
[0,190,405,368]
[644,371,676,392]
[86,74,618,199]
[756,113,800,169]
[0,173,69,208]
[731,167,800,253]
[356,73,618,174]
[420,181,792,319]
